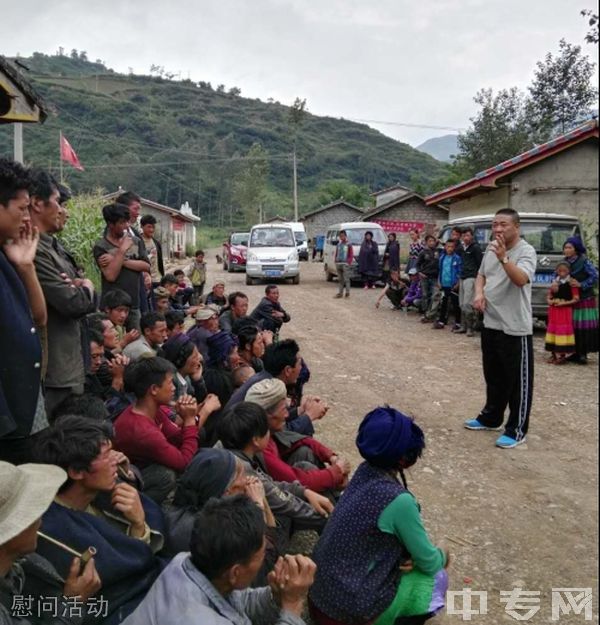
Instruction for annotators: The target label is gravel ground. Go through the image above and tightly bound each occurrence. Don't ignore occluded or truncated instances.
[195,253,599,625]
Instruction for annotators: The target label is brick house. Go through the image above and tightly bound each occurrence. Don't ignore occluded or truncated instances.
[299,200,364,241]
[425,120,599,251]
[361,192,449,253]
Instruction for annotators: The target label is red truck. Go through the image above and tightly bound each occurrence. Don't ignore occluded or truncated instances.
[222,232,250,272]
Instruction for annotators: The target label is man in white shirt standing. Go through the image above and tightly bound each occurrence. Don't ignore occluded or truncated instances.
[464,209,537,449]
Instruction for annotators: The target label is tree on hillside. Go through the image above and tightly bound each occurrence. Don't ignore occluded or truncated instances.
[528,39,598,133]
[233,143,270,223]
[455,88,536,174]
[317,179,369,207]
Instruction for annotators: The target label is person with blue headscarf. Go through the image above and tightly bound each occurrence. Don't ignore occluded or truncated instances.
[560,236,598,363]
[309,406,448,625]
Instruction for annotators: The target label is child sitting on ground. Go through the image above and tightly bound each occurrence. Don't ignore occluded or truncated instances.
[545,261,580,364]
[174,269,194,306]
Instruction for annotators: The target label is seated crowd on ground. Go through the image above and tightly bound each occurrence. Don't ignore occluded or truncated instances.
[3,159,595,624]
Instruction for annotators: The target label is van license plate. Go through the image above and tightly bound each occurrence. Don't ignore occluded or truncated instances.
[265,270,282,277]
[534,273,554,284]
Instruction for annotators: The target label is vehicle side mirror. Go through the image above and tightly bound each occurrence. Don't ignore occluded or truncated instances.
[331,240,338,246]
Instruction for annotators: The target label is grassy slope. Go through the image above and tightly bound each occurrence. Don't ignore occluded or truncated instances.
[0,54,448,220]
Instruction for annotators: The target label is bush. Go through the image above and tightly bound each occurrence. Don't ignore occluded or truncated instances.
[58,190,106,289]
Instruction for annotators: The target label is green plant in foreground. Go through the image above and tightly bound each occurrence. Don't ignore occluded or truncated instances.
[58,191,106,289]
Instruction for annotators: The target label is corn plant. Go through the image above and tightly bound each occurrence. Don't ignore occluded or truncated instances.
[57,190,106,290]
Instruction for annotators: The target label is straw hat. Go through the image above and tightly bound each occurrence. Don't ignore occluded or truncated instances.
[0,462,67,545]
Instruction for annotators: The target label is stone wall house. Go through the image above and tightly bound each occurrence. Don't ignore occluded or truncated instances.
[103,192,200,258]
[299,200,364,241]
[425,120,599,252]
[370,184,413,208]
[360,192,449,255]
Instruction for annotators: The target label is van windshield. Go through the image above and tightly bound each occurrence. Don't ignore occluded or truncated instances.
[443,222,580,254]
[344,229,387,245]
[250,227,295,247]
[294,232,307,244]
[231,233,249,246]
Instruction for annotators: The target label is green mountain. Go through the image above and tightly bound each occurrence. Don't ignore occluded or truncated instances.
[0,53,448,224]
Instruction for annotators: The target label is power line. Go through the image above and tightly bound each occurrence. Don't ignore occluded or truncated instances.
[348,118,464,132]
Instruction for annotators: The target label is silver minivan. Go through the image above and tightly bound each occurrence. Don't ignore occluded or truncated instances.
[323,222,387,283]
[245,224,300,285]
[439,212,582,319]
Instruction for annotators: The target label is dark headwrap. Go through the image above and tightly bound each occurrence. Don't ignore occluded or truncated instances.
[172,448,237,509]
[162,333,195,370]
[564,236,587,255]
[356,406,425,468]
[207,331,238,368]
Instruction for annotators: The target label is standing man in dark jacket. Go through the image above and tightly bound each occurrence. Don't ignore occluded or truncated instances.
[251,285,291,334]
[0,159,49,464]
[29,170,97,416]
[416,235,440,322]
[457,226,483,336]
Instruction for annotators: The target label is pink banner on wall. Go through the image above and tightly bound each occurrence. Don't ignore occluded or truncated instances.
[372,219,426,233]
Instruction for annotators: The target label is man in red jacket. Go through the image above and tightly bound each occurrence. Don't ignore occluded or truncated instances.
[113,357,199,503]
[245,378,350,495]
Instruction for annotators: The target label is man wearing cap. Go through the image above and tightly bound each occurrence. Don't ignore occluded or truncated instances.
[187,305,220,363]
[0,461,101,624]
[152,286,170,314]
[204,281,227,311]
[246,379,349,496]
[400,268,423,310]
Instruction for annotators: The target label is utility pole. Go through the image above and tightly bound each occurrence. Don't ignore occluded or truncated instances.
[292,149,298,221]
[13,123,23,163]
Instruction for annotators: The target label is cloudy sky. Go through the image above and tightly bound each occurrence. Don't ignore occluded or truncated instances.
[1,0,598,146]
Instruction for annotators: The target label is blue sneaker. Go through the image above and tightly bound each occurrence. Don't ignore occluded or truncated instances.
[464,419,502,431]
[495,435,526,449]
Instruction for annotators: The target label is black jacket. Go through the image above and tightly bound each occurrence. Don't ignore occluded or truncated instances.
[416,247,440,278]
[461,242,484,279]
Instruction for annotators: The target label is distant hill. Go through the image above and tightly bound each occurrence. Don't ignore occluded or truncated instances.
[0,53,449,224]
[415,134,459,163]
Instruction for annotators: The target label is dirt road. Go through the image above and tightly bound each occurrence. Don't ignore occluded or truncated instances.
[205,254,599,624]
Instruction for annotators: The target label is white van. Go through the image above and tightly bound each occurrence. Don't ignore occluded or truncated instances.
[323,222,387,282]
[245,223,300,285]
[283,222,309,260]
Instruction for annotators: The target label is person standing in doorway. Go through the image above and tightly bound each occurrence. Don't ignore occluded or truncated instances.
[464,209,537,449]
[334,229,353,299]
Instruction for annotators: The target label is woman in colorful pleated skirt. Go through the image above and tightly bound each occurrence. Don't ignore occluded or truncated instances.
[561,237,599,364]
[545,262,580,364]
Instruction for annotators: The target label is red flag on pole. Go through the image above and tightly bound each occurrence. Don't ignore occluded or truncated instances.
[60,134,84,171]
